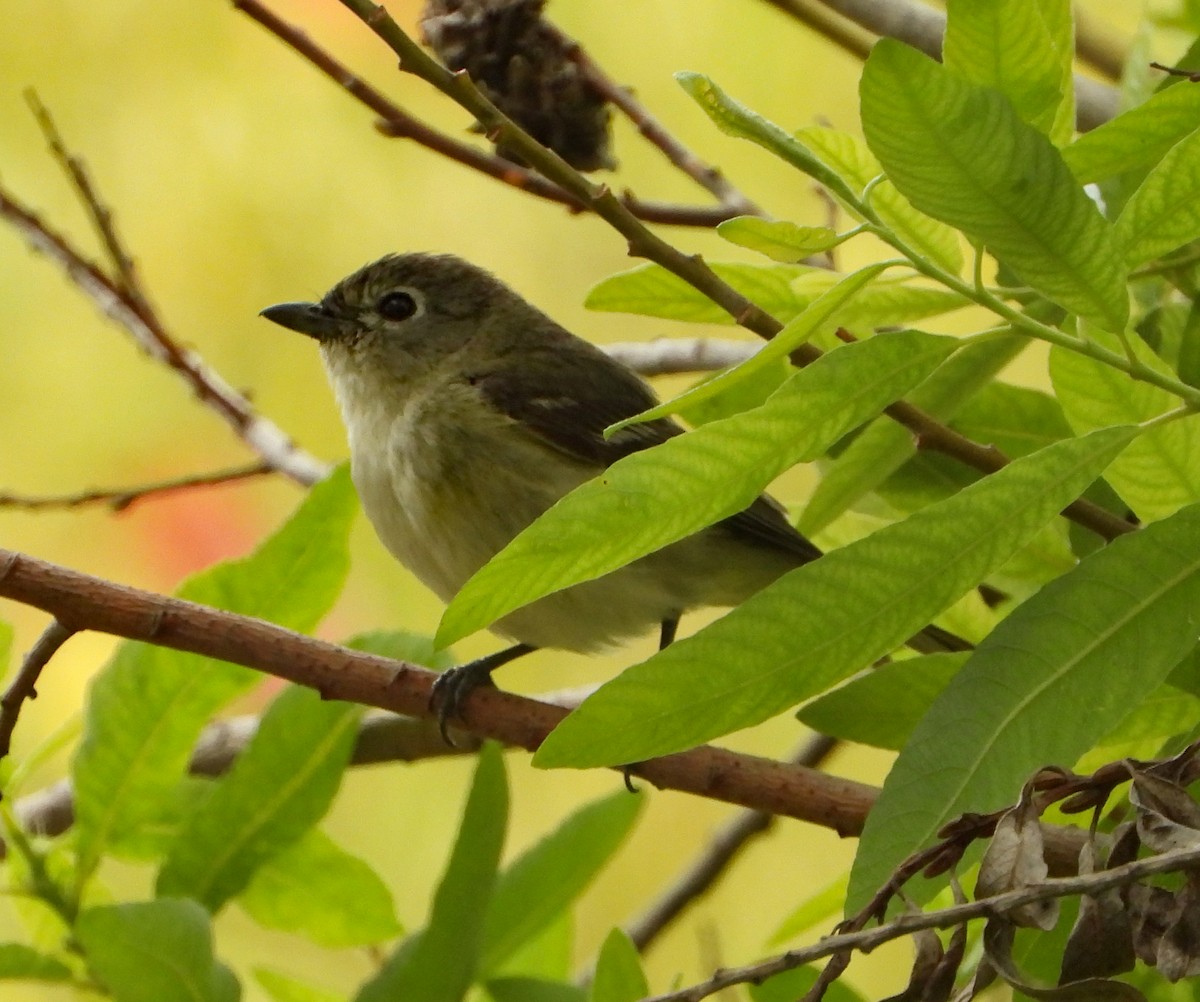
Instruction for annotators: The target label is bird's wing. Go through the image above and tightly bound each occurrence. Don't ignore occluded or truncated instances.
[472,339,821,564]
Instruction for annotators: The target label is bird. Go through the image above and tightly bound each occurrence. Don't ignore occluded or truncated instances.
[261,253,967,735]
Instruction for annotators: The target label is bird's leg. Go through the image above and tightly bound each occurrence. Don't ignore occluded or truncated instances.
[623,616,681,792]
[430,642,536,744]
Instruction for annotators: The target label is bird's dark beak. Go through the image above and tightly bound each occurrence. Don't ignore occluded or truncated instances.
[259,301,343,341]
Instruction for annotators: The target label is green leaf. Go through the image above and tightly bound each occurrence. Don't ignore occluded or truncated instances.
[585,262,804,324]
[156,685,361,911]
[72,466,356,875]
[255,969,345,1002]
[588,930,647,1002]
[797,653,968,750]
[488,978,586,1002]
[676,72,858,205]
[239,828,401,948]
[849,500,1200,911]
[943,0,1074,144]
[1050,330,1200,521]
[0,943,72,982]
[1063,80,1200,184]
[717,217,843,261]
[769,874,849,944]
[482,790,642,976]
[356,743,508,1002]
[77,899,234,1002]
[861,40,1128,332]
[950,383,1073,460]
[795,126,964,275]
[799,333,1025,534]
[438,330,958,648]
[535,427,1136,769]
[1115,127,1200,266]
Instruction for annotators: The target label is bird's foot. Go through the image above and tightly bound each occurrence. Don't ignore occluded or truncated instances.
[429,658,499,746]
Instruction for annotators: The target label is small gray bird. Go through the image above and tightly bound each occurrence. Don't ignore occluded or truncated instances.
[261,254,965,731]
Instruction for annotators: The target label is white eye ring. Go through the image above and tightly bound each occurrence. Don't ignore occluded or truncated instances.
[377,289,423,321]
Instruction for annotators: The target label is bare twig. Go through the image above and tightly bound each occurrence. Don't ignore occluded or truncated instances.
[548,23,760,214]
[643,844,1200,1002]
[604,338,759,376]
[0,185,328,487]
[0,462,273,513]
[762,0,1119,130]
[0,620,75,763]
[625,734,839,953]
[757,0,874,60]
[231,0,745,228]
[1073,5,1128,82]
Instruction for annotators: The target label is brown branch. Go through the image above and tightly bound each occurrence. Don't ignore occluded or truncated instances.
[0,185,328,487]
[331,0,1134,545]
[0,546,877,828]
[764,0,1119,130]
[757,0,874,61]
[1073,5,1128,82]
[231,0,745,228]
[644,843,1200,1002]
[0,462,274,513]
[0,620,75,763]
[625,734,839,954]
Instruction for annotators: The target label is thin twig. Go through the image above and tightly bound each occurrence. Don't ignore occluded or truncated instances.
[604,338,759,376]
[231,0,745,228]
[643,843,1200,1002]
[625,734,839,953]
[0,185,328,487]
[548,23,760,214]
[0,620,75,763]
[331,0,1135,545]
[0,462,274,513]
[25,90,146,306]
[757,0,873,60]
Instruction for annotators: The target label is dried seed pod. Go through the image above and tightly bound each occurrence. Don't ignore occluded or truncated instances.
[421,0,616,171]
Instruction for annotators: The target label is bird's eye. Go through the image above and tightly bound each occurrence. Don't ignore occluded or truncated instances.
[378,291,418,321]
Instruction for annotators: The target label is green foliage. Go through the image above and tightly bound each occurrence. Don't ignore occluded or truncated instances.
[849,500,1200,910]
[71,466,357,878]
[76,900,238,1002]
[535,427,1135,768]
[11,6,1200,1002]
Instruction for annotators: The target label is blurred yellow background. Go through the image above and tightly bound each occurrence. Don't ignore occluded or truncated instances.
[0,1,1156,999]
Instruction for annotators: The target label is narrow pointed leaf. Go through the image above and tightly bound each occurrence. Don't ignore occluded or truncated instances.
[1050,330,1200,521]
[585,262,804,324]
[600,263,891,433]
[799,334,1024,534]
[239,828,401,947]
[1063,81,1200,184]
[849,501,1200,911]
[72,466,356,874]
[77,900,232,1002]
[157,686,361,912]
[356,743,507,1002]
[535,427,1136,769]
[589,930,647,1002]
[944,0,1074,143]
[861,39,1128,332]
[482,790,643,976]
[717,217,843,261]
[1115,127,1200,267]
[676,72,858,204]
[437,330,957,647]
